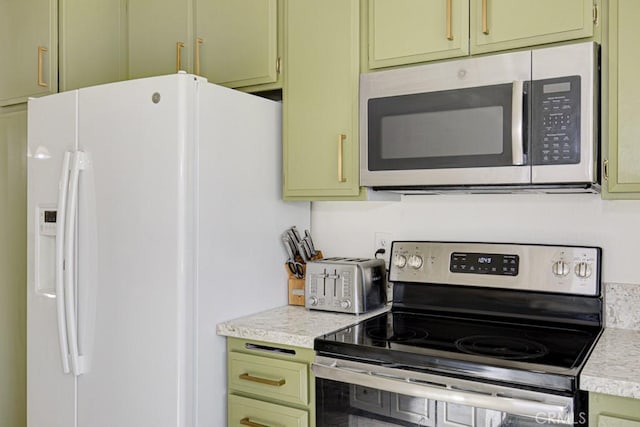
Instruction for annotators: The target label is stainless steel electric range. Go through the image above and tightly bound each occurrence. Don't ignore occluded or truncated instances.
[313,241,603,427]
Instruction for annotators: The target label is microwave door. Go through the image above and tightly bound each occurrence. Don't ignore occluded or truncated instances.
[530,42,597,185]
[361,82,531,188]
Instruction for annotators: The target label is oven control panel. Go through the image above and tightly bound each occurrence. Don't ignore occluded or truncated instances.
[389,242,600,296]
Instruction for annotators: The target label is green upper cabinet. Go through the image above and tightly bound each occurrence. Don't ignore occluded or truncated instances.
[602,0,640,198]
[127,0,281,91]
[59,0,127,91]
[127,0,193,79]
[470,0,596,54]
[283,0,361,199]
[366,0,469,70]
[195,0,281,90]
[0,0,57,106]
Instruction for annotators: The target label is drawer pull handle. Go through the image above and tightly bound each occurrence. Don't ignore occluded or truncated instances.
[240,417,268,427]
[239,373,286,387]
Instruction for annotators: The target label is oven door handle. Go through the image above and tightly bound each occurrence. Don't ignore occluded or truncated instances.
[512,80,525,166]
[312,360,572,423]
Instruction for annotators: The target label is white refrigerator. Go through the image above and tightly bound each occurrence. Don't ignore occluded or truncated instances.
[26,73,310,427]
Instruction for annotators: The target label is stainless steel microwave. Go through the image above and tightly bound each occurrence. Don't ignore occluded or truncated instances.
[360,42,599,193]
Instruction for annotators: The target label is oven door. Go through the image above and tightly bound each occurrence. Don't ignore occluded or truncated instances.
[313,356,579,427]
[360,51,532,188]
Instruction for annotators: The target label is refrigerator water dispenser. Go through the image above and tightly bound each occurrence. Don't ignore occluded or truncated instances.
[35,206,57,296]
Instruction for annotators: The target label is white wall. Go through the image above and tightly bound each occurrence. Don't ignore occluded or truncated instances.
[311,193,640,285]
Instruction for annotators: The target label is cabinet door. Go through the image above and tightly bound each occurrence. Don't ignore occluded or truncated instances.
[228,394,308,427]
[367,0,469,69]
[470,0,595,54]
[59,0,127,91]
[589,393,640,427]
[127,0,192,79]
[0,0,57,106]
[195,0,279,89]
[0,107,27,427]
[604,0,640,197]
[283,0,360,199]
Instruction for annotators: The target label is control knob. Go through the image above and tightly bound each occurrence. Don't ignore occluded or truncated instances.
[340,300,352,309]
[551,260,570,277]
[307,296,318,306]
[574,262,592,279]
[394,254,407,268]
[407,255,424,269]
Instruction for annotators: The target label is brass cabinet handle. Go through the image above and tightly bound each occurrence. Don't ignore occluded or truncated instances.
[239,373,286,387]
[603,159,609,181]
[446,0,453,40]
[240,418,267,427]
[195,37,204,75]
[482,0,489,34]
[37,46,48,87]
[338,134,347,183]
[176,41,185,72]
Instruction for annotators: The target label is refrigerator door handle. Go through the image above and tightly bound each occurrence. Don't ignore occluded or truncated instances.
[64,150,87,376]
[55,151,72,374]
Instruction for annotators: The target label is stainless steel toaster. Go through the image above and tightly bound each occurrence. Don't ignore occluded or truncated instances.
[304,257,387,314]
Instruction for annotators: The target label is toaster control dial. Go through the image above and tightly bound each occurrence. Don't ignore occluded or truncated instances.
[394,254,407,268]
[407,255,424,269]
[340,300,352,309]
[307,296,319,306]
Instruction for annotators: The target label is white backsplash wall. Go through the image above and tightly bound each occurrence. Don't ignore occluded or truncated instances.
[311,193,640,285]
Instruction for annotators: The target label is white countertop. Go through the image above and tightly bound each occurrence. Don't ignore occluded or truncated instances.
[216,304,389,348]
[580,328,640,400]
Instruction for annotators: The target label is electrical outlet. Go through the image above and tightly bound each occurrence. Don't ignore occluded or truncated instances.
[373,232,393,266]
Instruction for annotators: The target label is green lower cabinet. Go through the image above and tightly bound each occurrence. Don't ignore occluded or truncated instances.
[590,393,640,427]
[228,394,308,427]
[227,338,315,427]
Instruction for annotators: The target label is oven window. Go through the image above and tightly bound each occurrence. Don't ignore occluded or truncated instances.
[367,83,528,171]
[316,378,564,427]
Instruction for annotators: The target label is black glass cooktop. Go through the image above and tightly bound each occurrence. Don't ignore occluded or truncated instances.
[314,310,602,392]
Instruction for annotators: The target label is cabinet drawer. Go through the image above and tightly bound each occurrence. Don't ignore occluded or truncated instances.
[228,394,308,427]
[599,415,640,427]
[229,351,308,406]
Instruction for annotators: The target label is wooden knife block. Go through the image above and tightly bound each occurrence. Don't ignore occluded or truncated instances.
[286,251,322,306]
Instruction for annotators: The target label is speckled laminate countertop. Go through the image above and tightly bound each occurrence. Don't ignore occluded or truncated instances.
[580,328,640,399]
[216,304,390,348]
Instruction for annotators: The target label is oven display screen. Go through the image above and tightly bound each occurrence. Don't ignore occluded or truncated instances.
[450,252,519,276]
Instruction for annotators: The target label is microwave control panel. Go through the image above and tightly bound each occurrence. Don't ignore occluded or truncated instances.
[531,75,581,165]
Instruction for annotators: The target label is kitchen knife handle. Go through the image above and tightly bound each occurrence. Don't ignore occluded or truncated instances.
[446,0,453,40]
[239,373,286,387]
[37,46,48,87]
[195,37,204,75]
[240,418,268,427]
[482,0,489,35]
[337,134,346,183]
[176,41,185,72]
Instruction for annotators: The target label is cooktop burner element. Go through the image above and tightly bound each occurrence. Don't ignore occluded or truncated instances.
[454,335,549,360]
[365,325,428,342]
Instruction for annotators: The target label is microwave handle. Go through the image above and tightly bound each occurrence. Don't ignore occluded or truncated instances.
[511,80,525,165]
